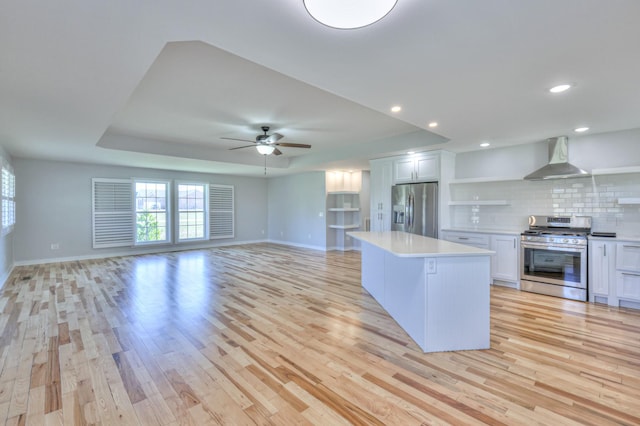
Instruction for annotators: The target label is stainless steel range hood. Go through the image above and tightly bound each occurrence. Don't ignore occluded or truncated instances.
[523,136,590,180]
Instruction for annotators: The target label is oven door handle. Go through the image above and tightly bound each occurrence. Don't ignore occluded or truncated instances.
[521,243,586,253]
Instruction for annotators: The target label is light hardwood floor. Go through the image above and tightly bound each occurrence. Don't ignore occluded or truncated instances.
[1,243,639,425]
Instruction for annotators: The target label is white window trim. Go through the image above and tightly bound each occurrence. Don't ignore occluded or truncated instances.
[1,164,16,235]
[175,181,209,243]
[133,178,172,246]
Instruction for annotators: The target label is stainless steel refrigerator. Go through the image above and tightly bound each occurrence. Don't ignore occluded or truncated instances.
[391,182,438,238]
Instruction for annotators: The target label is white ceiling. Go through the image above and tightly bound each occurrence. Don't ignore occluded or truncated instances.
[2,0,639,177]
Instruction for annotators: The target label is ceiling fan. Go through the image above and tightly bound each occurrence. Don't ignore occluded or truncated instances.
[221,126,311,155]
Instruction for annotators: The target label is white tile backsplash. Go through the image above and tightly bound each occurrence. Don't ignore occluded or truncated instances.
[450,173,640,236]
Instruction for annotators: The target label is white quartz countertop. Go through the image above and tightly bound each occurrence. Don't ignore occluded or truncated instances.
[348,231,495,258]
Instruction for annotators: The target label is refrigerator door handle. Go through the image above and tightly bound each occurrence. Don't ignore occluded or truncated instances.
[407,194,414,228]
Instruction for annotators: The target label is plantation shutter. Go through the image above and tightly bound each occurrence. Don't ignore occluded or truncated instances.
[92,178,134,248]
[209,184,234,239]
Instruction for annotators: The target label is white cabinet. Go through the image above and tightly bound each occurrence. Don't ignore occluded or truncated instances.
[393,153,440,183]
[369,159,393,232]
[589,240,615,303]
[441,231,489,249]
[327,192,360,251]
[441,230,520,288]
[491,235,519,285]
[616,242,640,303]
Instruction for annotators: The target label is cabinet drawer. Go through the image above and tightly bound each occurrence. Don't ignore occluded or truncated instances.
[616,243,640,272]
[616,271,640,302]
[442,232,490,249]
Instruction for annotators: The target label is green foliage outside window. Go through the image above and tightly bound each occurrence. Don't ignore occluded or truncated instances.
[137,211,163,242]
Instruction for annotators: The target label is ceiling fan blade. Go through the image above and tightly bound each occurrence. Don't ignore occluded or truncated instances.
[273,148,282,156]
[275,142,311,149]
[266,132,284,143]
[228,145,255,151]
[221,137,255,143]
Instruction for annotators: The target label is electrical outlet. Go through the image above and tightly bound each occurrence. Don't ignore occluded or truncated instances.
[50,243,60,250]
[319,212,323,217]
[427,258,436,274]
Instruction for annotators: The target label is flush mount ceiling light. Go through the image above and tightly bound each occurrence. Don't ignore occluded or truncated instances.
[428,122,438,128]
[304,0,398,29]
[574,127,590,133]
[549,84,572,93]
[480,142,491,148]
[390,105,402,113]
[256,144,275,155]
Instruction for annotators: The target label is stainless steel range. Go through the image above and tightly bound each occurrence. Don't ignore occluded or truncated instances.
[520,215,591,301]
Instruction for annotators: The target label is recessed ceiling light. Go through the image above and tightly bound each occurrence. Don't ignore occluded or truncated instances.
[549,84,572,93]
[303,0,398,30]
[480,142,490,148]
[391,105,402,113]
[428,122,438,128]
[574,127,589,133]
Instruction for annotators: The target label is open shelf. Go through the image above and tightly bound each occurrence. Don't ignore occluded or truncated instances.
[448,200,510,206]
[449,176,522,184]
[327,191,359,195]
[329,207,360,212]
[618,198,640,205]
[329,224,360,230]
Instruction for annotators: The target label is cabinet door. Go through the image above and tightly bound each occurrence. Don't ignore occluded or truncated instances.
[589,241,612,298]
[415,155,439,181]
[616,271,640,301]
[370,159,393,231]
[441,231,490,249]
[393,158,415,183]
[616,243,640,272]
[491,235,518,282]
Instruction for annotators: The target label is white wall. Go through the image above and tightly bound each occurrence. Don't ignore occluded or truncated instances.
[455,127,640,180]
[0,145,14,285]
[267,172,327,250]
[451,128,640,236]
[14,159,269,264]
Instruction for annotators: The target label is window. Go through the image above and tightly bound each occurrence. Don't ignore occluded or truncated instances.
[2,167,16,233]
[210,184,234,239]
[92,178,134,248]
[135,181,170,244]
[177,182,208,241]
[92,178,233,248]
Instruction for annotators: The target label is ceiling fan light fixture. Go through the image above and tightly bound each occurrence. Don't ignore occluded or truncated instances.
[256,144,275,155]
[303,0,398,29]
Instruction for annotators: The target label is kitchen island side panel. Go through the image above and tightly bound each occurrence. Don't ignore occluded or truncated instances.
[361,242,385,303]
[425,256,491,352]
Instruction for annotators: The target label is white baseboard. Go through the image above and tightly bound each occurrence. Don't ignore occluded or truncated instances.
[13,239,270,266]
[0,263,15,289]
[267,239,327,252]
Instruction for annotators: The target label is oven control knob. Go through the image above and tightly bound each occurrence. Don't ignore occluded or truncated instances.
[563,238,569,243]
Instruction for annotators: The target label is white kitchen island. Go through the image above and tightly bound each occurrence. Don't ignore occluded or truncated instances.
[348,231,493,353]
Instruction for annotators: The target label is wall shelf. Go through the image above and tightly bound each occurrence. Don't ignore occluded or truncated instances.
[329,224,360,229]
[449,176,523,184]
[327,191,359,195]
[592,166,640,176]
[448,200,510,206]
[327,191,361,250]
[618,198,640,205]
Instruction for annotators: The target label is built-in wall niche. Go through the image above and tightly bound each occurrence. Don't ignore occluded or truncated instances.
[326,170,362,193]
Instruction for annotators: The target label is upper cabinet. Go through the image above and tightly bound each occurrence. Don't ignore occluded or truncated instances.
[370,158,393,232]
[326,170,362,193]
[393,153,440,183]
